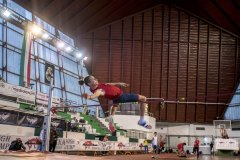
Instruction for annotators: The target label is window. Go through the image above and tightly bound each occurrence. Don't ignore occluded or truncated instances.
[79,66,89,77]
[7,49,21,74]
[0,47,2,69]
[7,73,19,85]
[39,63,45,83]
[7,0,32,20]
[30,80,36,91]
[7,28,23,49]
[30,59,36,79]
[62,56,78,74]
[31,41,38,56]
[66,92,81,104]
[0,24,2,41]
[53,88,62,98]
[35,16,55,35]
[7,23,24,34]
[224,84,240,120]
[40,83,49,94]
[58,30,74,46]
[64,74,80,94]
[38,43,58,65]
[54,69,61,88]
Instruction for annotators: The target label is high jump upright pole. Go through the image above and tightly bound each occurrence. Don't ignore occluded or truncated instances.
[43,69,54,152]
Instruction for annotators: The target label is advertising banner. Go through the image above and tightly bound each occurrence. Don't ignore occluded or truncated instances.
[0,135,41,151]
[36,92,60,107]
[0,82,35,104]
[0,134,145,152]
[0,110,18,125]
[17,113,43,127]
[215,138,239,150]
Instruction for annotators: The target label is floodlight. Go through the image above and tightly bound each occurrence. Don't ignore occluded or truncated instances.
[42,33,50,40]
[65,46,72,52]
[75,52,83,58]
[2,10,11,17]
[56,41,65,49]
[31,25,41,35]
[83,56,88,61]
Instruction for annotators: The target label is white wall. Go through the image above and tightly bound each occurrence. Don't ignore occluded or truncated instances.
[63,131,85,139]
[157,124,240,137]
[113,115,155,131]
[113,115,155,138]
[0,124,35,137]
[156,123,240,148]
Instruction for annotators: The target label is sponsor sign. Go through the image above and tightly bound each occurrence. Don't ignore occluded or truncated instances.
[215,138,239,150]
[55,139,144,151]
[0,134,146,152]
[0,82,60,107]
[36,92,60,107]
[0,82,35,104]
[0,135,41,151]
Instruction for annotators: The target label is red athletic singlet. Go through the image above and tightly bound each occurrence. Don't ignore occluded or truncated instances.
[90,83,123,100]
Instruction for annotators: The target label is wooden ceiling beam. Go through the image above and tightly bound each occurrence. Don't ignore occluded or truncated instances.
[213,0,240,34]
[196,0,238,34]
[72,0,129,36]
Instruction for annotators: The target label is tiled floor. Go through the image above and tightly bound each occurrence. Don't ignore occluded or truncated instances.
[0,153,239,160]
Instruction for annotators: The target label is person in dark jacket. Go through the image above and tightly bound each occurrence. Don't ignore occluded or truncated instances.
[9,138,26,151]
[49,128,58,152]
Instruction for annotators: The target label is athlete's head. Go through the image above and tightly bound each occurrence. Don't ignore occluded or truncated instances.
[84,75,99,88]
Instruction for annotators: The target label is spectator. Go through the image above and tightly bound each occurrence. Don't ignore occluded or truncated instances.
[9,138,26,151]
[158,135,165,153]
[220,127,229,139]
[71,117,78,132]
[86,110,90,115]
[193,137,200,158]
[168,148,173,153]
[210,141,214,155]
[49,128,58,152]
[177,142,186,157]
[39,122,46,152]
[143,137,148,154]
[101,135,108,155]
[151,132,160,158]
[152,132,158,154]
[79,119,86,132]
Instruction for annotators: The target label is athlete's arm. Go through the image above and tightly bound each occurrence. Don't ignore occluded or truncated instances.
[106,82,129,87]
[82,89,105,99]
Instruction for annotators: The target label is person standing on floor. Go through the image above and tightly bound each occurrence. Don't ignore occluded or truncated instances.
[193,137,200,159]
[49,128,58,152]
[143,137,149,154]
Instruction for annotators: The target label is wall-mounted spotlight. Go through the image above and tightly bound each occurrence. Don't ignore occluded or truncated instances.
[56,41,65,49]
[83,56,88,61]
[2,9,11,18]
[42,33,50,40]
[65,46,72,52]
[75,52,83,59]
[31,24,41,35]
